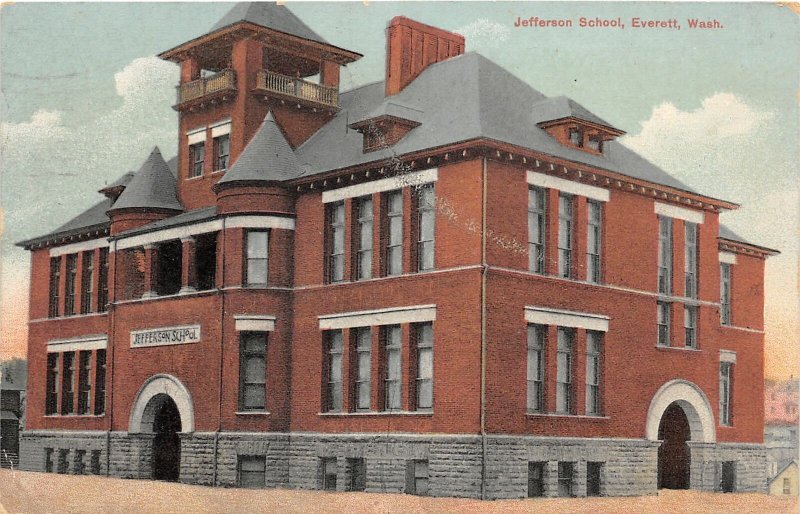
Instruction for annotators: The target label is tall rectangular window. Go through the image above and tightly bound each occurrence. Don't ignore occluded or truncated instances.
[658,216,673,295]
[245,230,268,286]
[385,190,403,276]
[353,327,372,411]
[684,306,697,348]
[354,196,373,280]
[527,462,545,497]
[416,185,435,271]
[346,458,367,492]
[237,455,266,489]
[97,248,109,313]
[720,263,732,325]
[61,352,75,415]
[321,457,337,491]
[587,200,602,283]
[685,222,698,298]
[558,194,573,278]
[45,353,59,415]
[326,202,345,283]
[657,301,671,346]
[214,134,230,171]
[80,252,94,314]
[325,330,344,412]
[720,362,733,426]
[415,323,434,410]
[239,332,267,411]
[64,254,78,316]
[585,332,602,415]
[558,462,575,497]
[94,349,106,415]
[587,462,603,496]
[383,325,402,411]
[528,187,546,274]
[527,324,545,413]
[77,351,92,415]
[556,328,574,414]
[48,256,60,318]
[189,142,205,178]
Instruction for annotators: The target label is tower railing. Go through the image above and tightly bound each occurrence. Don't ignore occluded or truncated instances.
[176,69,236,105]
[255,70,338,108]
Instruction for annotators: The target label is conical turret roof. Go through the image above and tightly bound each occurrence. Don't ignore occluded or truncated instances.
[109,147,183,212]
[211,2,327,45]
[216,113,303,187]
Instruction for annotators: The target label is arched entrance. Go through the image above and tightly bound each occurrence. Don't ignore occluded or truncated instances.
[149,394,182,481]
[657,402,691,489]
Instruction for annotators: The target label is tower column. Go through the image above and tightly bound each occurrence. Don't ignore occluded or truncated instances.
[142,243,159,299]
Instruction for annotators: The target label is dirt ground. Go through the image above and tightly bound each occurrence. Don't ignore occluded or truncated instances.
[0,469,796,514]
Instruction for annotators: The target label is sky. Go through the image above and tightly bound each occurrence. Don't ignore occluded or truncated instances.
[1,2,798,379]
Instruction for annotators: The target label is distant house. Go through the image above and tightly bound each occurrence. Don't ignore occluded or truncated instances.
[1,359,27,468]
[765,379,799,479]
[768,460,798,496]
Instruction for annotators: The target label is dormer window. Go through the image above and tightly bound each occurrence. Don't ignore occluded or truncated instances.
[587,135,602,153]
[533,96,625,156]
[349,102,423,153]
[569,128,583,147]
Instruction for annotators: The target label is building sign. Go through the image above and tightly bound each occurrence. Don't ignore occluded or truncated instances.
[130,325,201,348]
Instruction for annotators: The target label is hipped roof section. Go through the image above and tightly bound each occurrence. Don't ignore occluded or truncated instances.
[210,2,327,45]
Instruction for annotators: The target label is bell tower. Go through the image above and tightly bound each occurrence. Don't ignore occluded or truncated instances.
[159,2,362,210]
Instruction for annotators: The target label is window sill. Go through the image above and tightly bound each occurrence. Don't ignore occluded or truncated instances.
[235,411,270,416]
[186,174,204,181]
[319,410,433,417]
[114,288,220,305]
[34,312,108,323]
[655,345,701,352]
[211,168,227,175]
[43,414,105,418]
[526,413,609,420]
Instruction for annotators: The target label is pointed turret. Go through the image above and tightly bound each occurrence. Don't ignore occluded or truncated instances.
[210,2,327,45]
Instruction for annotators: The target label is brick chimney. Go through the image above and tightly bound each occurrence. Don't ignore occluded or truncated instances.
[385,16,465,96]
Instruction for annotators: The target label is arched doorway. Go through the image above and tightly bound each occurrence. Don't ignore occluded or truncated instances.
[657,402,691,489]
[149,394,182,481]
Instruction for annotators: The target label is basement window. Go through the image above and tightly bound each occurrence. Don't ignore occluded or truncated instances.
[237,455,266,489]
[406,460,429,496]
[346,458,366,492]
[74,449,86,475]
[155,240,182,296]
[527,461,545,497]
[90,450,101,474]
[44,448,54,473]
[321,457,337,491]
[557,462,575,497]
[57,449,70,474]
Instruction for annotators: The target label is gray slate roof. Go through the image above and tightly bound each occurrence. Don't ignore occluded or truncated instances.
[216,112,304,185]
[530,95,618,131]
[296,52,695,195]
[353,100,425,126]
[210,2,327,45]
[109,147,183,212]
[112,206,218,240]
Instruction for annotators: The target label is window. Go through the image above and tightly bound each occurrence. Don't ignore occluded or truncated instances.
[587,462,603,496]
[195,232,218,291]
[57,449,70,474]
[783,477,790,495]
[353,327,372,411]
[214,134,230,171]
[685,222,698,298]
[585,331,602,415]
[61,352,75,415]
[569,127,583,147]
[528,187,546,274]
[64,254,77,316]
[321,457,337,491]
[556,328,574,414]
[587,200,602,283]
[416,185,435,271]
[77,351,91,415]
[720,263,732,325]
[74,449,86,475]
[558,194,573,278]
[557,462,574,497]
[245,231,268,286]
[720,362,733,426]
[94,349,106,415]
[406,460,429,496]
[383,325,402,411]
[189,142,205,178]
[48,256,60,318]
[384,190,403,276]
[657,301,671,347]
[90,450,101,474]
[239,332,267,411]
[46,353,59,415]
[414,323,433,410]
[658,216,672,295]
[346,458,366,492]
[325,331,344,412]
[527,324,545,413]
[684,306,697,348]
[527,462,545,497]
[326,202,345,283]
[97,248,109,313]
[587,135,602,152]
[44,448,54,473]
[154,240,182,296]
[237,455,266,489]
[354,196,373,280]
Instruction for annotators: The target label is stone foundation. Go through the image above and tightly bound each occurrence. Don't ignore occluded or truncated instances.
[19,431,768,497]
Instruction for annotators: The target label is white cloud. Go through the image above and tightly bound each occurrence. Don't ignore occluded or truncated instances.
[456,19,510,48]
